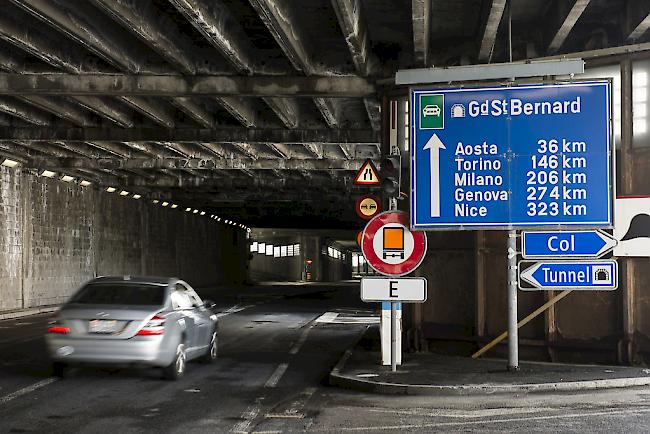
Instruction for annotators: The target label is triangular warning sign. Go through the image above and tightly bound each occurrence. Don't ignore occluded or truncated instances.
[354,159,380,186]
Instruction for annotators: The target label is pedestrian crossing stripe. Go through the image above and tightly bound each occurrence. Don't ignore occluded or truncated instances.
[354,159,380,186]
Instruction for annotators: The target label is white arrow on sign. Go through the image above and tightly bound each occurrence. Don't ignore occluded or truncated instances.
[519,262,543,287]
[423,133,446,217]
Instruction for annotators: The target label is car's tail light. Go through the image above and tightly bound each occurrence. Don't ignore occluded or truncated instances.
[48,319,70,334]
[137,315,165,336]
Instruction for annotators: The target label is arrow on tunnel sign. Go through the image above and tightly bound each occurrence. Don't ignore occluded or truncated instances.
[354,159,380,186]
[518,260,618,290]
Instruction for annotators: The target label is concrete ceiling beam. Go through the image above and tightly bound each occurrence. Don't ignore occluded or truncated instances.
[20,96,97,127]
[547,0,591,54]
[0,74,376,98]
[28,156,371,171]
[411,0,431,67]
[71,96,135,128]
[0,127,378,144]
[478,0,507,62]
[118,97,175,128]
[626,0,650,41]
[0,97,52,126]
[169,98,215,129]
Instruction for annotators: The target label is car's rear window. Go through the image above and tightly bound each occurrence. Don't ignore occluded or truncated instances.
[69,283,166,305]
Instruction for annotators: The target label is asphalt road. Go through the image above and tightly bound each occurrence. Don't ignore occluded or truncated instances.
[2,282,650,433]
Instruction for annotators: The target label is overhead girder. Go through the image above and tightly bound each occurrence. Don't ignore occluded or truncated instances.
[9,0,169,73]
[0,127,379,144]
[71,96,135,128]
[20,96,98,127]
[411,0,431,67]
[169,98,215,129]
[90,0,201,75]
[547,0,592,54]
[215,97,257,127]
[248,0,358,129]
[0,74,376,98]
[0,97,52,126]
[27,156,370,171]
[118,97,176,128]
[627,2,650,41]
[478,0,507,62]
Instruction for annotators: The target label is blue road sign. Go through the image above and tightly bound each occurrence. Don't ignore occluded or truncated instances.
[518,260,618,290]
[410,81,613,230]
[522,230,617,259]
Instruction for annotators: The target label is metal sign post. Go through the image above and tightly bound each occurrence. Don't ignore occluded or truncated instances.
[507,230,519,371]
[389,197,398,373]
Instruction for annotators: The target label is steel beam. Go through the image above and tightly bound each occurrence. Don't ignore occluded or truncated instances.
[262,97,299,129]
[91,0,198,74]
[20,96,97,126]
[69,96,134,128]
[28,156,370,170]
[331,0,379,76]
[0,74,375,98]
[0,97,51,126]
[169,98,215,129]
[411,0,431,67]
[215,97,257,128]
[478,0,507,62]
[627,13,650,41]
[547,0,591,54]
[10,0,167,73]
[118,97,175,128]
[169,0,260,74]
[0,127,378,144]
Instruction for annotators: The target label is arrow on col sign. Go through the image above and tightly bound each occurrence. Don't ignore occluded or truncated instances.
[423,134,445,217]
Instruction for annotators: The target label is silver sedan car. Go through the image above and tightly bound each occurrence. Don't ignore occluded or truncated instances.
[46,276,218,380]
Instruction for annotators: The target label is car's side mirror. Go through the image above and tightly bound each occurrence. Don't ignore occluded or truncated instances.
[203,299,216,310]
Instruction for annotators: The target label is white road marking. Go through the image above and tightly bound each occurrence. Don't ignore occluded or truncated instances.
[361,406,550,418]
[314,311,379,324]
[328,407,650,431]
[232,398,264,433]
[314,312,339,323]
[265,387,316,419]
[289,325,313,355]
[0,378,58,405]
[216,304,254,319]
[264,363,289,388]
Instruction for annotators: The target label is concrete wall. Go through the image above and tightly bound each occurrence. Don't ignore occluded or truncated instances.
[0,167,247,312]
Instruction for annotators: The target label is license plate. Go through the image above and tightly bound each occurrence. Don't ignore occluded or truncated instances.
[88,319,118,334]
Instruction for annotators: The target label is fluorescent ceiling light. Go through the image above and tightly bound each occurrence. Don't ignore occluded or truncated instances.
[60,175,74,182]
[152,199,160,204]
[200,211,206,216]
[119,190,129,196]
[106,187,117,193]
[79,180,91,187]
[162,201,169,207]
[1,159,19,168]
[132,194,141,199]
[193,209,198,214]
[171,204,178,209]
[185,207,191,212]
[41,170,56,178]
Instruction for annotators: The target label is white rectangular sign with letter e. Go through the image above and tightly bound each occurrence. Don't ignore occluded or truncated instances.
[361,277,427,303]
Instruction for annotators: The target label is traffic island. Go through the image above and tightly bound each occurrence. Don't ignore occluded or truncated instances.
[329,327,650,395]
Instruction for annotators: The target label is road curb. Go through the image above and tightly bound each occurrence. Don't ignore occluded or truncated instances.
[0,306,59,322]
[329,349,650,395]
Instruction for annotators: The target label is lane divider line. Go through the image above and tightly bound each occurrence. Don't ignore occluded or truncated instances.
[289,325,314,355]
[231,398,263,433]
[264,363,289,388]
[0,378,57,405]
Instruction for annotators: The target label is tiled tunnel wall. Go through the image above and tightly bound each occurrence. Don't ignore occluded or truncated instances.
[0,167,247,312]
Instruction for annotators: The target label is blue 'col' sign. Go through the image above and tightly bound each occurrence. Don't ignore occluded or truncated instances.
[410,81,613,230]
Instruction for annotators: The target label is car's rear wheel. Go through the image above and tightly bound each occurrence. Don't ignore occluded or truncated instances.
[200,331,218,363]
[162,343,186,380]
[52,362,66,378]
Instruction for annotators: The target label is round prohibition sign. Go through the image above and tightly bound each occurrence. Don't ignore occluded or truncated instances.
[355,195,381,220]
[361,211,427,276]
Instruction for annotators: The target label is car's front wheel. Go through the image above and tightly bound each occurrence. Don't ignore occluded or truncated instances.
[162,343,186,380]
[199,331,218,363]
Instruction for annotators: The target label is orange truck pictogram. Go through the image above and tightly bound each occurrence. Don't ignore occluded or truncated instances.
[383,227,405,260]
